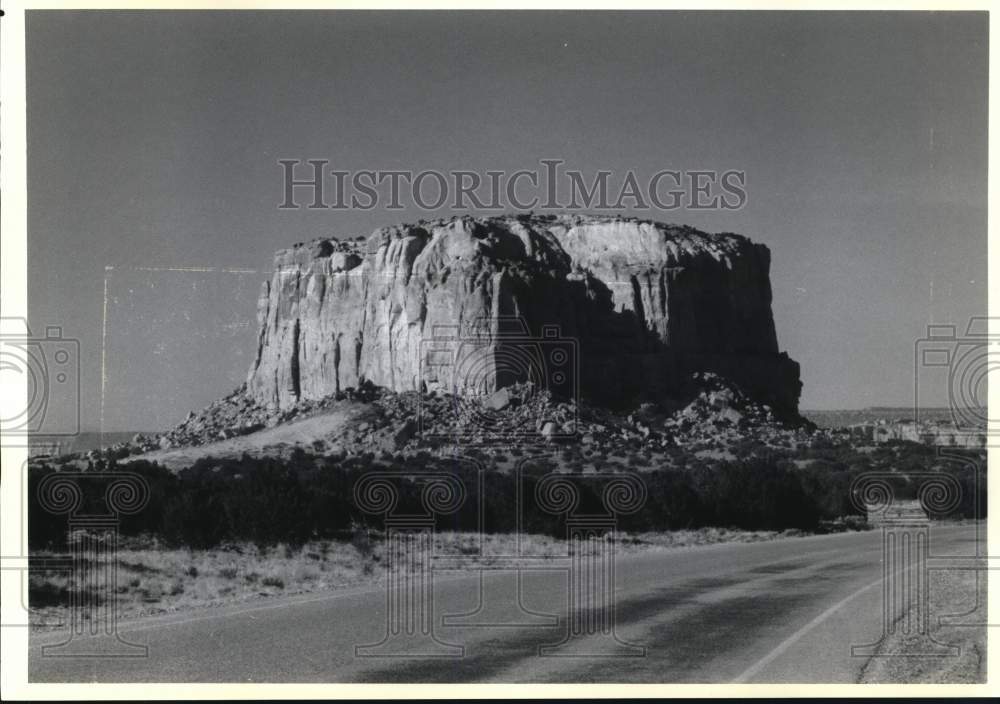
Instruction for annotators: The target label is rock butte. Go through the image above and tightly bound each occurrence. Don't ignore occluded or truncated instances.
[246,214,802,418]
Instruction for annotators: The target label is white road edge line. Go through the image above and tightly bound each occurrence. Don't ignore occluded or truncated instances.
[733,524,977,683]
[733,574,885,683]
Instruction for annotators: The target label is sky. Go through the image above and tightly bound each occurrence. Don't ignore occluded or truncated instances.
[25,10,987,431]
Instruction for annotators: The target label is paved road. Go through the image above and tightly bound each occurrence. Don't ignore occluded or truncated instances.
[29,524,983,683]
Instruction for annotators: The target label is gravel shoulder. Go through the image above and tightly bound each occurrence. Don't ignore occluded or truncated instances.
[858,564,987,683]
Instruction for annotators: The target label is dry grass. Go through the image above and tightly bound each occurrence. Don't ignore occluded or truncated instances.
[29,527,812,628]
[30,538,375,627]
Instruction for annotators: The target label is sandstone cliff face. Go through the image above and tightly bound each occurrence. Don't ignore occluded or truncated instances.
[246,215,801,416]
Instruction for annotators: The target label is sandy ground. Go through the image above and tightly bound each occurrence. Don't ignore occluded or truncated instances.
[124,404,376,470]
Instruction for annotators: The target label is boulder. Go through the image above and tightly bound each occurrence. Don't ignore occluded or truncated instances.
[484,387,515,411]
[392,419,417,448]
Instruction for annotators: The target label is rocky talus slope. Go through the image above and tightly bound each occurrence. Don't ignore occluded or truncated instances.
[126,372,814,469]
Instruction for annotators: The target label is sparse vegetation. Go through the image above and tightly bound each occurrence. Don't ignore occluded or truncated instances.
[28,526,821,627]
[28,442,985,552]
[27,434,985,628]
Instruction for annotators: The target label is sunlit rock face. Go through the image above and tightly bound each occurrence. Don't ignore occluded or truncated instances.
[246,214,801,417]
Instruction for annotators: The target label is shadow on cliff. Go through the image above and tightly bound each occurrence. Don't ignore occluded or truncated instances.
[490,268,804,424]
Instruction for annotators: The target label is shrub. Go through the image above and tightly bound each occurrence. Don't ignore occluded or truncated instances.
[26,445,985,550]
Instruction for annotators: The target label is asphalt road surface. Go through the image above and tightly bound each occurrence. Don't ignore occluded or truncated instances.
[29,523,984,683]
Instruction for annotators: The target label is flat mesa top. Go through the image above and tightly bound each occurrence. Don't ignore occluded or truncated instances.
[278,214,759,266]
